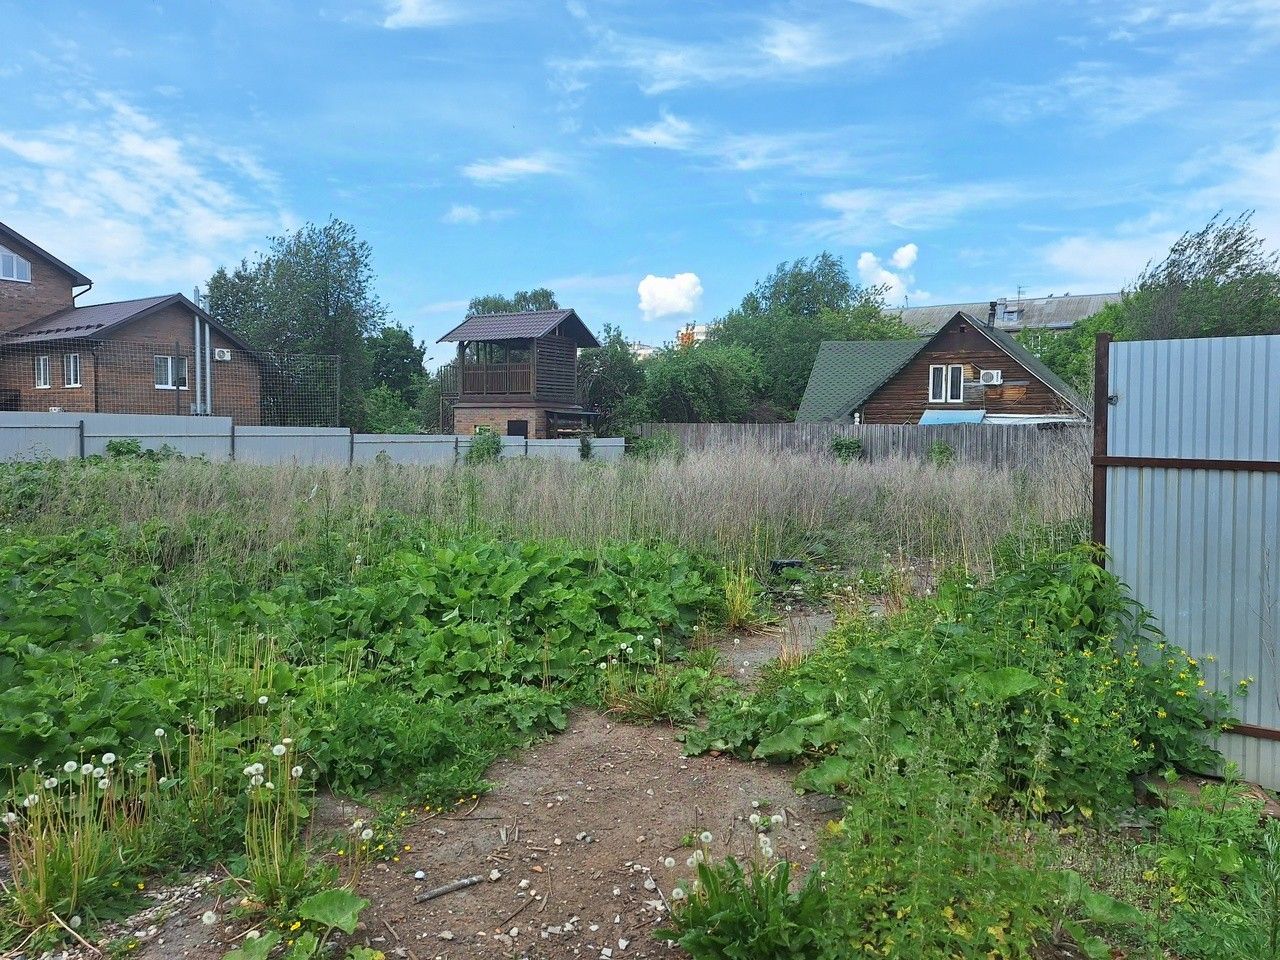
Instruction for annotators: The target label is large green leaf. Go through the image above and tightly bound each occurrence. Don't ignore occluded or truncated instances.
[298,887,369,934]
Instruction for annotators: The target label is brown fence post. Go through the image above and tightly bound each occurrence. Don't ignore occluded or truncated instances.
[1091,332,1113,554]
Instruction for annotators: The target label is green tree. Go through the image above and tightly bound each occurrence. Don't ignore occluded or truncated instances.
[578,324,645,435]
[633,343,762,423]
[206,219,387,428]
[711,253,903,417]
[363,384,421,434]
[1019,211,1280,392]
[467,288,559,315]
[367,324,426,402]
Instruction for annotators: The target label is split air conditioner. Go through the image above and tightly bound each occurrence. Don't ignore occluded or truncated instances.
[214,348,232,361]
[979,369,1004,386]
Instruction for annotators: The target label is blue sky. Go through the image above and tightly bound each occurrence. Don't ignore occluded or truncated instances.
[1,1,1278,365]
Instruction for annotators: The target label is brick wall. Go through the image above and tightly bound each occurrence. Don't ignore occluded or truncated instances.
[0,234,77,335]
[0,304,263,424]
[454,405,550,438]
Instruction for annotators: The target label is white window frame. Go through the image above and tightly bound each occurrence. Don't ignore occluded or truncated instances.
[63,353,82,388]
[153,355,189,390]
[928,364,966,404]
[34,355,51,389]
[0,245,32,283]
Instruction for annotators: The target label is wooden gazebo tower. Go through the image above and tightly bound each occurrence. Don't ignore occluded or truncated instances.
[437,308,600,438]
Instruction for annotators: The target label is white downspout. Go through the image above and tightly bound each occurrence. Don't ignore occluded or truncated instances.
[204,319,213,416]
[192,309,203,414]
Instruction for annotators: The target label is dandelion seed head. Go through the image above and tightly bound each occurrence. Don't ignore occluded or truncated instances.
[97,778,110,790]
[671,888,686,901]
[361,828,374,841]
[154,728,166,738]
[250,775,264,786]
[102,752,116,765]
[92,767,104,778]
[257,695,269,705]
[699,831,712,843]
[291,765,303,778]
[63,760,78,773]
[272,744,286,757]
[43,777,57,788]
[3,811,17,825]
[770,814,783,824]
[201,911,218,926]
[663,857,675,868]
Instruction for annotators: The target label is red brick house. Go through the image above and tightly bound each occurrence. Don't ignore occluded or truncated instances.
[0,221,262,423]
[796,310,1086,424]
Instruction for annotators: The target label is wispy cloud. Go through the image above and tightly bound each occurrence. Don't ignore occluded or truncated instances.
[440,203,510,224]
[607,110,877,178]
[555,1,999,95]
[857,244,928,305]
[381,0,471,29]
[460,152,566,184]
[0,91,287,293]
[809,183,1021,244]
[985,61,1184,129]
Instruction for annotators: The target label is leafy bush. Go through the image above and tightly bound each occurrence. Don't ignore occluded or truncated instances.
[627,429,681,460]
[579,433,593,460]
[464,428,502,465]
[687,544,1232,815]
[828,435,862,462]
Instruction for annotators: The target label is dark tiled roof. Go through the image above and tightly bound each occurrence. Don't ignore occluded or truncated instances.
[795,339,927,422]
[0,221,92,286]
[3,295,177,344]
[438,309,600,347]
[2,293,256,353]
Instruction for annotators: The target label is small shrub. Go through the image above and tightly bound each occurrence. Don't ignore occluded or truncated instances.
[627,429,681,460]
[579,433,593,460]
[659,856,828,960]
[600,662,717,724]
[463,428,502,465]
[927,438,956,466]
[828,435,863,463]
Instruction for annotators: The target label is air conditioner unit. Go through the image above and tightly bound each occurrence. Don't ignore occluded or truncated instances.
[48,406,63,413]
[214,348,232,361]
[979,369,1003,386]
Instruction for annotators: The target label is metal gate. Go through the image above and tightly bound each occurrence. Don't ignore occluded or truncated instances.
[1093,332,1280,786]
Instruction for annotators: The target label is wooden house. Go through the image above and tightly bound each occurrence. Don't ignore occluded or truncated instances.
[796,310,1086,424]
[438,308,600,438]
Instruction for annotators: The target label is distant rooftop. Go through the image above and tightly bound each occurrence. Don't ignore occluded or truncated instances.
[889,292,1120,334]
[437,308,600,348]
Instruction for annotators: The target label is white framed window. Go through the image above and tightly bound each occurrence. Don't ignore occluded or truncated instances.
[0,245,32,282]
[928,364,966,403]
[34,355,51,388]
[154,355,188,390]
[63,353,81,388]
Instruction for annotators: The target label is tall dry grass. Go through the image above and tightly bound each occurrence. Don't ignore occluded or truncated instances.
[2,438,1090,575]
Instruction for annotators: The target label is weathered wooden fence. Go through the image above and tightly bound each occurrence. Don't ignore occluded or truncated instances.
[634,421,1087,468]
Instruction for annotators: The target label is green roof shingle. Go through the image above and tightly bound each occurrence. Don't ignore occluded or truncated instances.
[795,339,927,422]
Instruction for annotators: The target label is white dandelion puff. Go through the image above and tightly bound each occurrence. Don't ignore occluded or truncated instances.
[102,752,116,765]
[201,910,218,926]
[272,744,286,757]
[257,695,269,705]
[43,777,57,789]
[699,831,713,843]
[97,778,110,790]
[291,765,303,778]
[663,857,676,868]
[360,828,374,841]
[63,760,78,773]
[154,728,166,738]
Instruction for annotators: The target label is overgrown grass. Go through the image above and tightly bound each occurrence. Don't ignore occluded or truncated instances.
[0,441,1089,580]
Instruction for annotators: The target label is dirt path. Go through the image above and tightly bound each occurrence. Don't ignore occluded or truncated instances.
[99,616,838,960]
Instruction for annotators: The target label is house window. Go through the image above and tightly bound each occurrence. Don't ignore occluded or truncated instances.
[928,364,966,404]
[154,355,188,390]
[0,246,31,282]
[63,353,81,388]
[34,355,50,389]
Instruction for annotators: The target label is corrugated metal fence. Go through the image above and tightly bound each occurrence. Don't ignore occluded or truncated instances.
[1096,333,1280,787]
[0,412,625,464]
[635,421,1087,467]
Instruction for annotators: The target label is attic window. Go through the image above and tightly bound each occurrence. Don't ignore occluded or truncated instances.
[929,364,965,404]
[0,245,32,282]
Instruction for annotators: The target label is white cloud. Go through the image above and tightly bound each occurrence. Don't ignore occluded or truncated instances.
[0,91,287,294]
[857,246,927,306]
[554,0,998,95]
[610,110,698,150]
[985,62,1184,129]
[441,203,510,224]
[382,0,467,28]
[890,243,918,269]
[608,111,876,178]
[637,272,703,321]
[811,184,1019,244]
[460,152,565,184]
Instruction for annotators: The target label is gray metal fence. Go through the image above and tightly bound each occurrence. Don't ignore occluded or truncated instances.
[0,412,624,465]
[1095,333,1280,787]
[635,421,1087,467]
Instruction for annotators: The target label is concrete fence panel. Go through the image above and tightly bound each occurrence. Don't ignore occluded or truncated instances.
[0,412,82,461]
[231,426,352,465]
[351,434,459,465]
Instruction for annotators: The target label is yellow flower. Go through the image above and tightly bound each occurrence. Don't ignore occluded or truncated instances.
[1175,690,1187,697]
[289,921,301,932]
[1157,708,1167,719]
[404,844,412,851]
[137,882,146,890]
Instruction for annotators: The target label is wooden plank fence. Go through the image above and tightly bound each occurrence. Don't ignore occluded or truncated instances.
[634,422,1088,468]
